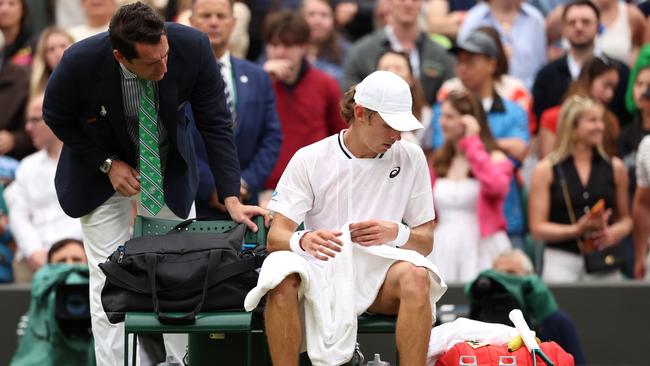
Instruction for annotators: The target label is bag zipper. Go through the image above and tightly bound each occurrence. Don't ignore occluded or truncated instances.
[118,245,125,263]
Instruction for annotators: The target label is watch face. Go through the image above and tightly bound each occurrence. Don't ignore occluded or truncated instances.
[101,159,111,173]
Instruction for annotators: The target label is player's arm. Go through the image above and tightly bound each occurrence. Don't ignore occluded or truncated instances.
[268,212,343,261]
[349,219,434,256]
[399,220,434,256]
[267,212,300,252]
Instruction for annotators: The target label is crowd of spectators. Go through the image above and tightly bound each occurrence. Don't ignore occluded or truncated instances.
[1,0,650,289]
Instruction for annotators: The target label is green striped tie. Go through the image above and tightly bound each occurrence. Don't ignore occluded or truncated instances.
[138,79,164,215]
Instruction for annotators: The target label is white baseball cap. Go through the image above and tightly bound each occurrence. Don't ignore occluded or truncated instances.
[354,70,423,132]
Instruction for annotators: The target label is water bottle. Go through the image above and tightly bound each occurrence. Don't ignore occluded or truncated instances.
[366,353,390,366]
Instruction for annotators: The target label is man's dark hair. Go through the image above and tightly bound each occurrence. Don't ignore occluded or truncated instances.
[263,10,310,46]
[562,0,600,22]
[47,238,84,263]
[109,2,166,61]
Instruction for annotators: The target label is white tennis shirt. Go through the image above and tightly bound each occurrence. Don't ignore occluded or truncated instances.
[269,130,435,240]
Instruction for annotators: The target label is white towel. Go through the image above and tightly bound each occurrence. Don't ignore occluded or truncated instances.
[244,223,447,366]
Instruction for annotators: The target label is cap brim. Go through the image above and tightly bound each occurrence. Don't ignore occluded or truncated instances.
[450,44,480,55]
[378,111,423,132]
[449,44,495,58]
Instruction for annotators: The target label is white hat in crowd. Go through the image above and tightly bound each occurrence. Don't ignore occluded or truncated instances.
[353,70,423,132]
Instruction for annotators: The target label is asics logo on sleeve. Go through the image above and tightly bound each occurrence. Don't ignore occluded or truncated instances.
[389,167,401,178]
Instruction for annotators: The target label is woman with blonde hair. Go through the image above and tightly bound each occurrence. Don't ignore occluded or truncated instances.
[529,96,632,282]
[29,27,74,95]
[428,91,513,283]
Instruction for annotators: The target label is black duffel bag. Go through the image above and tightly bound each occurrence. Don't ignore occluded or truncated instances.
[99,219,266,325]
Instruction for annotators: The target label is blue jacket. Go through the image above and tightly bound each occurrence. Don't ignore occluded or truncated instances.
[44,23,240,218]
[189,55,282,209]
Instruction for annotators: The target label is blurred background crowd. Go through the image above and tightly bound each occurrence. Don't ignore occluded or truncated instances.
[4,0,650,364]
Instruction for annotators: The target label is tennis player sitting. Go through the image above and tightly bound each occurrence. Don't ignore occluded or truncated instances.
[244,71,447,366]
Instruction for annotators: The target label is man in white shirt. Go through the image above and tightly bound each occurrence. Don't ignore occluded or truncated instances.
[261,71,442,365]
[5,93,83,273]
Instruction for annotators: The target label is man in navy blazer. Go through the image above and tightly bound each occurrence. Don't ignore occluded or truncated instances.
[43,3,266,364]
[189,0,282,214]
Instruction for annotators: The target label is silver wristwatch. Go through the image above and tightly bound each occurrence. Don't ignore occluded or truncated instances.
[99,156,117,174]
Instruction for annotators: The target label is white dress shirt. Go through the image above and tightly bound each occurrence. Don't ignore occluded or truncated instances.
[385,26,421,79]
[218,51,236,105]
[4,150,83,256]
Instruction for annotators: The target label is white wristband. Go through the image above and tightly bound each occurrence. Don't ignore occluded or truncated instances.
[391,221,410,247]
[290,230,311,254]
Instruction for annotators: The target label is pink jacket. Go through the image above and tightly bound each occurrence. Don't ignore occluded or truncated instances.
[430,135,514,238]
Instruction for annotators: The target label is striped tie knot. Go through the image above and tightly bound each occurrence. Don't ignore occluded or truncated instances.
[219,61,236,128]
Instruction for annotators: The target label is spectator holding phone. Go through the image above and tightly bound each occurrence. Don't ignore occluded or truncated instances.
[428,91,513,283]
[529,96,632,282]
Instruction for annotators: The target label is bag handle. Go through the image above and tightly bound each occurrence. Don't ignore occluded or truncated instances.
[145,250,221,325]
[555,164,585,252]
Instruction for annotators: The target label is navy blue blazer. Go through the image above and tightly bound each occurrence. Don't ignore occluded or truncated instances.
[43,23,240,218]
[190,55,282,209]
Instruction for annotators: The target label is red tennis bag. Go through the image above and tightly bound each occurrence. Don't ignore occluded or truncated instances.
[436,341,575,366]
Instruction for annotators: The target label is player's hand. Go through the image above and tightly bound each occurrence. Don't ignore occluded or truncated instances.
[300,230,343,261]
[108,160,140,197]
[349,220,399,246]
[28,249,48,272]
[224,196,269,232]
